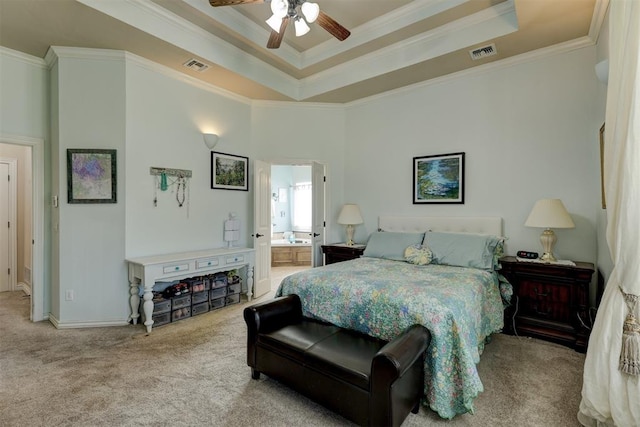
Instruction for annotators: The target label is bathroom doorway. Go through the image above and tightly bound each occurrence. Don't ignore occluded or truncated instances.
[270,164,313,269]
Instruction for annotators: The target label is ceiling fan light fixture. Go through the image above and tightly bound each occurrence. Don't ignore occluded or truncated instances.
[301,2,319,23]
[266,14,283,32]
[270,0,288,17]
[294,16,310,36]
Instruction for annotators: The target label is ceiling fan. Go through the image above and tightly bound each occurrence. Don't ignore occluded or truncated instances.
[208,0,351,49]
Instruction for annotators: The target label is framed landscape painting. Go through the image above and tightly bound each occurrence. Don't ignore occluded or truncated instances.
[67,149,117,204]
[211,151,249,191]
[413,152,464,204]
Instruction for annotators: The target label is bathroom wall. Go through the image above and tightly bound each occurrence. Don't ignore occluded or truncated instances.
[271,165,292,234]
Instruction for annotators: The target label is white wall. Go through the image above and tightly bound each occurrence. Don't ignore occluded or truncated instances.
[3,41,606,324]
[251,102,346,243]
[125,58,253,257]
[0,47,50,317]
[345,46,600,267]
[51,49,127,325]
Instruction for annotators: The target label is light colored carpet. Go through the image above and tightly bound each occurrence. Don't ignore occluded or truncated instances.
[0,267,585,426]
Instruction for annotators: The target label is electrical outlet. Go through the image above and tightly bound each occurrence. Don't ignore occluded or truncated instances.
[65,290,74,301]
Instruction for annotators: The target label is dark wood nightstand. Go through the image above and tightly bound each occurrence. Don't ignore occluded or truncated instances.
[499,256,594,353]
[321,244,366,265]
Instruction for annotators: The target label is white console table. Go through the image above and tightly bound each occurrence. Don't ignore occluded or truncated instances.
[126,247,255,333]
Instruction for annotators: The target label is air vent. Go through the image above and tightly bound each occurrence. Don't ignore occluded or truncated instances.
[469,43,497,61]
[182,58,210,72]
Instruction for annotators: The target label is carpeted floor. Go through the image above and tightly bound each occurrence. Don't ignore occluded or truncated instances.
[0,267,585,426]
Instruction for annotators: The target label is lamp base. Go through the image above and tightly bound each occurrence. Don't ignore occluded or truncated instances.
[539,252,556,262]
[539,228,557,262]
[345,224,355,246]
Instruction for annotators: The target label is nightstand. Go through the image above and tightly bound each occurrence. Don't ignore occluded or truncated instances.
[321,244,366,265]
[499,256,594,353]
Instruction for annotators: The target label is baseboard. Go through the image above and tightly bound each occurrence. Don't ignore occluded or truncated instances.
[18,281,32,296]
[48,314,129,329]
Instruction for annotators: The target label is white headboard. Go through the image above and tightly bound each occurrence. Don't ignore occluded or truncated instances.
[378,216,503,236]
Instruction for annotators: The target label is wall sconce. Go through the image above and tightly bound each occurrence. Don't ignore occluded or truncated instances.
[524,198,575,262]
[337,204,364,246]
[203,133,219,150]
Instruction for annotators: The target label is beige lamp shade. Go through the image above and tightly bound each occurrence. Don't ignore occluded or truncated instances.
[337,204,363,246]
[525,199,574,262]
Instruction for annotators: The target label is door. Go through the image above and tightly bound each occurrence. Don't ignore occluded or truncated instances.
[252,159,271,298]
[0,162,11,292]
[311,162,325,267]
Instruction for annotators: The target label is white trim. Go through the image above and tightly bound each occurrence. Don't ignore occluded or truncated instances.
[48,314,129,329]
[346,36,595,107]
[0,134,45,322]
[123,51,253,105]
[0,46,47,68]
[301,0,508,68]
[300,1,518,100]
[76,0,519,101]
[77,0,301,99]
[186,0,471,69]
[46,46,126,63]
[45,46,254,106]
[19,281,32,296]
[589,0,610,43]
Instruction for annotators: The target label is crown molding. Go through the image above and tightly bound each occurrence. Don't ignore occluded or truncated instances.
[0,46,47,69]
[77,0,300,99]
[301,0,469,68]
[346,36,595,108]
[251,99,344,110]
[588,0,610,44]
[123,51,252,105]
[182,0,301,67]
[300,0,518,100]
[77,0,516,101]
[44,46,252,105]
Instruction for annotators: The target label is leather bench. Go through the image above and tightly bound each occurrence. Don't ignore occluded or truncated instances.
[243,294,431,427]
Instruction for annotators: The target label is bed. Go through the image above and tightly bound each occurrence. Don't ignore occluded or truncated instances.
[275,216,511,419]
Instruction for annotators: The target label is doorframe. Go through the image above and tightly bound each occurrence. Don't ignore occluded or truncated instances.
[0,157,17,291]
[268,160,327,267]
[0,134,45,321]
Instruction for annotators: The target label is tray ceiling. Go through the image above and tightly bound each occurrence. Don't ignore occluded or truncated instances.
[0,0,605,103]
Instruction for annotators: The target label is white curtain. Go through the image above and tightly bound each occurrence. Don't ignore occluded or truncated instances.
[579,1,640,426]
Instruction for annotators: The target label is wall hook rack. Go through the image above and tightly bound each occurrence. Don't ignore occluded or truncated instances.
[149,167,192,178]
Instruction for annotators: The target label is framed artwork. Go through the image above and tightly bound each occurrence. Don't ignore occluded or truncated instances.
[67,149,117,204]
[211,151,249,191]
[600,123,606,209]
[413,152,465,204]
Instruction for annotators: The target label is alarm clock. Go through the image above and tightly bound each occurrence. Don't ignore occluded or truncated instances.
[517,250,539,259]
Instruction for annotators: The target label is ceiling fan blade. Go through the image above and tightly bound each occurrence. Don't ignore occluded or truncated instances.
[209,0,263,7]
[316,10,350,41]
[267,17,289,49]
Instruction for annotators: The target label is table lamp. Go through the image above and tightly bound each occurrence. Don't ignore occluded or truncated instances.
[524,199,575,262]
[337,204,363,246]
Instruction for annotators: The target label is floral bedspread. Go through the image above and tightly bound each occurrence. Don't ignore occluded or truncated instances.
[275,257,511,419]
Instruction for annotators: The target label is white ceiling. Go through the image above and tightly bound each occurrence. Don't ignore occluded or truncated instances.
[0,0,606,103]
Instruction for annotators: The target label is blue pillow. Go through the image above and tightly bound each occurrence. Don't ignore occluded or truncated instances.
[423,231,503,270]
[363,231,425,261]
